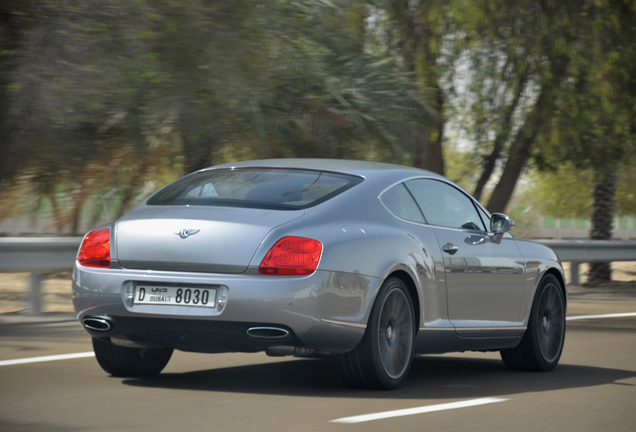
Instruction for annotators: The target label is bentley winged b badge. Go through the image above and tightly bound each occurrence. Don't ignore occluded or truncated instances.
[175,228,200,239]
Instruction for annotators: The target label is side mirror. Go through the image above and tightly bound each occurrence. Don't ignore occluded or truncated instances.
[490,213,515,244]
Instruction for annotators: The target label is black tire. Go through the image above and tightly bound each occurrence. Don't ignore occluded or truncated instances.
[501,274,566,372]
[340,277,415,390]
[92,338,173,377]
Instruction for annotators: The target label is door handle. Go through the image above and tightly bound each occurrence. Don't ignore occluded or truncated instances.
[442,243,459,255]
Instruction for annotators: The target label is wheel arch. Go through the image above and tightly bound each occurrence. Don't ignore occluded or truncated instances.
[544,267,567,308]
[387,270,420,335]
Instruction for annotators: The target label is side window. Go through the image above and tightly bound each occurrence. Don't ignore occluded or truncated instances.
[380,183,426,223]
[405,179,486,231]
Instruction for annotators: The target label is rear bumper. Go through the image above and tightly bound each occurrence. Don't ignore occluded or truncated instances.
[81,315,303,353]
[72,262,378,354]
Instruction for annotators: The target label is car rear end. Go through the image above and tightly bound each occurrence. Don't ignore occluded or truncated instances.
[72,167,375,355]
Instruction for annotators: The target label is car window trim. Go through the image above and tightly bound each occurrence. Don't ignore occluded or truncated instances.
[378,183,428,224]
[404,178,489,233]
[379,176,489,234]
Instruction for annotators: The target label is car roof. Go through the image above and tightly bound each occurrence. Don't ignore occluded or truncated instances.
[204,158,445,180]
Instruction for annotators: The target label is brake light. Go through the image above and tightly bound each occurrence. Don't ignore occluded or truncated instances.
[259,236,322,276]
[78,228,111,268]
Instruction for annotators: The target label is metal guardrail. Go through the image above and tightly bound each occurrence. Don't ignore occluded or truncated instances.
[534,240,636,285]
[0,237,82,273]
[533,240,636,261]
[0,237,635,315]
[0,237,82,315]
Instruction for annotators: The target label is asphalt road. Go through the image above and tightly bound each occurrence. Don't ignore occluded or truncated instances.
[1,295,635,432]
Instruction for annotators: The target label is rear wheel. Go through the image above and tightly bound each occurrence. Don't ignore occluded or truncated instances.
[92,338,173,377]
[340,277,415,389]
[501,274,565,371]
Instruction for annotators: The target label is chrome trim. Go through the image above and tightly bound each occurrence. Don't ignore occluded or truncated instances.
[418,326,456,331]
[320,319,367,329]
[418,326,525,332]
[174,228,200,239]
[455,326,523,332]
[83,317,112,332]
[442,243,459,255]
[198,165,367,181]
[377,176,491,234]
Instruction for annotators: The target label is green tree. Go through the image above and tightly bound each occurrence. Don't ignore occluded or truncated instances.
[250,1,435,162]
[364,0,467,175]
[449,0,585,213]
[535,0,636,282]
[0,0,436,233]
[367,0,590,216]
[526,164,594,220]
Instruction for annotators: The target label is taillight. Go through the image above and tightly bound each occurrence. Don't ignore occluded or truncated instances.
[78,228,111,268]
[259,236,322,276]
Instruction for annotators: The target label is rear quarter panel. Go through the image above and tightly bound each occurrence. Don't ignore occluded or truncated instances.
[249,181,447,329]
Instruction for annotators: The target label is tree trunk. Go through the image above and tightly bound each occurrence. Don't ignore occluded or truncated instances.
[485,103,543,213]
[413,132,445,175]
[486,75,557,214]
[423,89,445,176]
[182,136,215,175]
[420,135,445,175]
[116,161,150,218]
[0,2,20,189]
[49,192,64,234]
[473,72,528,201]
[70,185,87,236]
[388,1,445,176]
[413,87,445,176]
[485,135,535,214]
[473,142,502,202]
[587,168,617,283]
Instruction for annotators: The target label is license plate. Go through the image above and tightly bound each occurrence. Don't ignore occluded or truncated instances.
[135,285,216,308]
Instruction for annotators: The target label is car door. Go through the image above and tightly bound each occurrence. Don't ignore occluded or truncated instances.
[404,179,525,334]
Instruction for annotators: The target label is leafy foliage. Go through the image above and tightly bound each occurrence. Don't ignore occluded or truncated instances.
[0,0,434,232]
[1,0,634,246]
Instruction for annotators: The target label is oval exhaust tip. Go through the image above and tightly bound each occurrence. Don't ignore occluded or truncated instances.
[83,317,112,332]
[246,327,290,339]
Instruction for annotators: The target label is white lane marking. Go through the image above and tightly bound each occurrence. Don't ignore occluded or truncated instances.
[0,352,94,367]
[330,397,508,424]
[567,312,636,321]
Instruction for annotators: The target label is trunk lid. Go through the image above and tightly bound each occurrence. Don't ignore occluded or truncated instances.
[116,205,304,273]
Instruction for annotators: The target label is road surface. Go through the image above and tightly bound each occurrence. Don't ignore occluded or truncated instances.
[1,294,635,431]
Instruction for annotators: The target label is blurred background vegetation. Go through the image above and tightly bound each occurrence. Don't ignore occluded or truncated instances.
[1,0,635,281]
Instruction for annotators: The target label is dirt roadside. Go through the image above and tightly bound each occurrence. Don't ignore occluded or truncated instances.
[0,271,75,315]
[1,262,635,315]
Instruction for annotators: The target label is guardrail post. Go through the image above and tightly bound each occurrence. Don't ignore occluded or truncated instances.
[28,273,44,316]
[570,262,580,286]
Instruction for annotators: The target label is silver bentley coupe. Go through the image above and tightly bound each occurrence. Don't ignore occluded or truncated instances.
[73,159,566,389]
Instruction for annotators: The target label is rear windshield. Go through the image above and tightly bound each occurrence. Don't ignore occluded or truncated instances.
[147,168,364,210]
